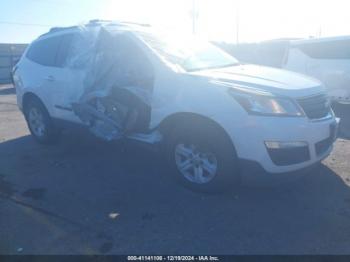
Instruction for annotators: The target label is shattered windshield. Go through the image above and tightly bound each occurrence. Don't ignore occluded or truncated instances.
[140,32,239,72]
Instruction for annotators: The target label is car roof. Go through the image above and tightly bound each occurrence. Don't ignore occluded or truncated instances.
[37,19,152,40]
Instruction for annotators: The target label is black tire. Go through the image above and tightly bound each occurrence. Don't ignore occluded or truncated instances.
[24,98,60,144]
[164,121,240,193]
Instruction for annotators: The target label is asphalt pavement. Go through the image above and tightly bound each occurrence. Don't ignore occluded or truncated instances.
[1,84,350,255]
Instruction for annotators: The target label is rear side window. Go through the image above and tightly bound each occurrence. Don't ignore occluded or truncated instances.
[297,40,350,59]
[26,36,62,66]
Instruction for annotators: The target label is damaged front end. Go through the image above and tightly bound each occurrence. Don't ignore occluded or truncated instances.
[66,24,157,142]
[72,97,125,141]
[72,87,149,141]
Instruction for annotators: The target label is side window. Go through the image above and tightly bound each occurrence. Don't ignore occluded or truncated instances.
[26,36,62,67]
[297,40,350,59]
[56,34,75,67]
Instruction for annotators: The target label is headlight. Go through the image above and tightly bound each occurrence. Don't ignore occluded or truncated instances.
[230,90,304,117]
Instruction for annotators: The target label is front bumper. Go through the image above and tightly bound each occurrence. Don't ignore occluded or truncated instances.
[238,158,323,186]
[225,114,339,178]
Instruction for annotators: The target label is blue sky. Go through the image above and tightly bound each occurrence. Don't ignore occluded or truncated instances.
[1,0,350,44]
[0,0,113,43]
[0,0,196,43]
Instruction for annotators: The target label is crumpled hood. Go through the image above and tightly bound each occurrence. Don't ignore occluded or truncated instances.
[190,64,325,97]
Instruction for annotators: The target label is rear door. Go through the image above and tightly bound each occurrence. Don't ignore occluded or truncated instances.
[19,35,63,116]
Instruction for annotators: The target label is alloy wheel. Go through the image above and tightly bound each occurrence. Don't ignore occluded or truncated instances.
[175,143,218,184]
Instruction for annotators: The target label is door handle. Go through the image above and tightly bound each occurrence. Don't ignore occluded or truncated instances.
[45,75,55,82]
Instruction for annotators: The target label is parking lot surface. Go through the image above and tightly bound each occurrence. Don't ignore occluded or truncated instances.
[1,84,350,254]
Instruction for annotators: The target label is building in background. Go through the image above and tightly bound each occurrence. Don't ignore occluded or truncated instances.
[0,44,27,84]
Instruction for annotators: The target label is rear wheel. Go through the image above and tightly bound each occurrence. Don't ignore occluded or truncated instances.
[165,122,240,193]
[24,98,60,144]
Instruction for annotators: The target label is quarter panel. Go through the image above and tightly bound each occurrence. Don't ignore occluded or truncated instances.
[15,57,55,115]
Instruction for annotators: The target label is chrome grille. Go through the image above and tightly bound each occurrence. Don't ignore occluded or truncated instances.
[297,94,330,120]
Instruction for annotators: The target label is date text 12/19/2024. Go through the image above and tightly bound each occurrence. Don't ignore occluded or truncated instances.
[127,256,220,261]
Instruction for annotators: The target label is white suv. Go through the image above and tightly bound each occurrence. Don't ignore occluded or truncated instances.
[13,20,338,192]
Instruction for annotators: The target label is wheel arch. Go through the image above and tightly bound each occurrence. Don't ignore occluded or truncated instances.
[158,112,237,156]
[22,92,46,113]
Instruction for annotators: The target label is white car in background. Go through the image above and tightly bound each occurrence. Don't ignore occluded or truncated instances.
[13,20,339,192]
[283,36,350,104]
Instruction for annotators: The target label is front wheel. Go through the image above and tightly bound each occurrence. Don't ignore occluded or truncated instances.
[165,123,240,193]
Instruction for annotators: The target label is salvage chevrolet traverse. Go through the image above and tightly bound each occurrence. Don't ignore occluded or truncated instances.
[13,20,339,192]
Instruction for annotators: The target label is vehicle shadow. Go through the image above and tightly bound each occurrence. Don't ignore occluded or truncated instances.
[0,132,350,254]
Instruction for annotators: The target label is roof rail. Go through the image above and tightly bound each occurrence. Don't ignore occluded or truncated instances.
[88,19,113,24]
[114,21,151,27]
[39,20,150,39]
[88,19,150,27]
[49,26,78,33]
